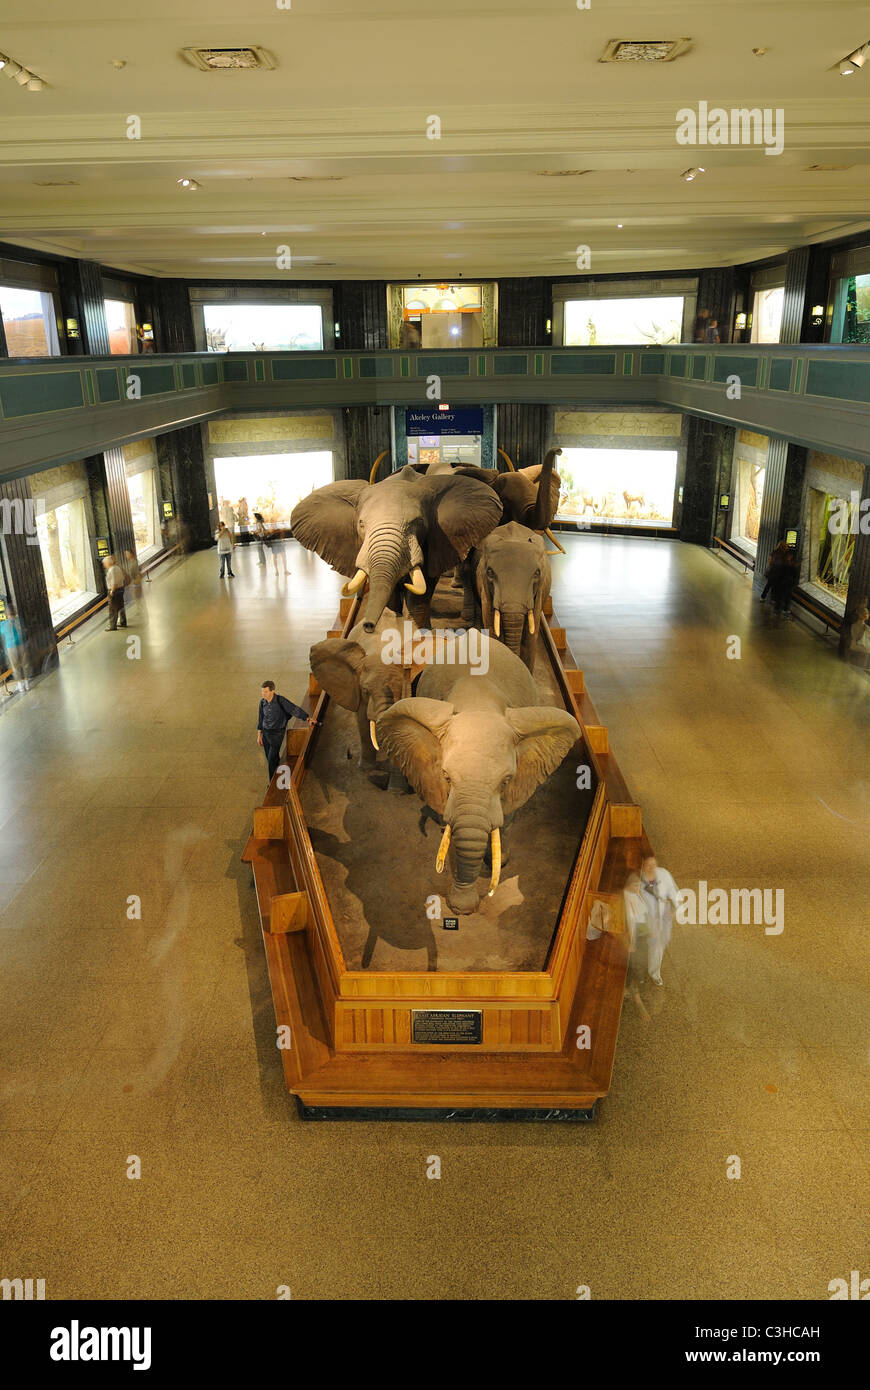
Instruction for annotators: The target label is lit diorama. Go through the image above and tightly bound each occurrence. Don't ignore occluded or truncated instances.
[556,448,678,527]
[243,450,648,1116]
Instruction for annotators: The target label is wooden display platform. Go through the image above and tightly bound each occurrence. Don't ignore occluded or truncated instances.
[243,593,649,1117]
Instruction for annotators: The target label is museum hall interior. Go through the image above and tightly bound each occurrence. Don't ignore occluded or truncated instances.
[0,0,869,1336]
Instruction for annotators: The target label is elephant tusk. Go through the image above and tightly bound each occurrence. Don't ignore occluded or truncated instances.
[404,566,427,595]
[369,720,379,752]
[545,527,566,555]
[342,568,368,596]
[527,609,535,635]
[488,828,501,897]
[368,451,388,485]
[435,823,451,873]
[493,608,501,637]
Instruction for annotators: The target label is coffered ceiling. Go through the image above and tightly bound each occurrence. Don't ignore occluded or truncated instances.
[0,0,868,279]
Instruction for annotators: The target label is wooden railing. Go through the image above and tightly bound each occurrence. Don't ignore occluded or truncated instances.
[712,536,755,573]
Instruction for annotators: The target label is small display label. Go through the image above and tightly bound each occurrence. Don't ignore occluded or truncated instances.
[411,1009,482,1045]
[442,917,459,931]
[95,537,111,558]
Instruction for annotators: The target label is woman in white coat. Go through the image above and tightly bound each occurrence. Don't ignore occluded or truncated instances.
[638,855,678,985]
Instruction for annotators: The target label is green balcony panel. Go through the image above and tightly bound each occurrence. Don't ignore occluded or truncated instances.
[552,353,616,375]
[201,362,220,386]
[805,359,870,403]
[712,356,759,387]
[494,355,528,375]
[0,370,84,419]
[359,358,395,378]
[415,355,470,377]
[639,352,666,375]
[221,360,248,382]
[692,355,708,380]
[669,354,687,377]
[769,359,793,392]
[181,362,198,388]
[271,358,337,380]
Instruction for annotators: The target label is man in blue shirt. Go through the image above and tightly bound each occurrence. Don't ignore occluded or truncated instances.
[257,679,318,781]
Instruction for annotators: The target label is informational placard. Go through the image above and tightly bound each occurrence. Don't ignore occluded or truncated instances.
[163,501,174,518]
[406,408,483,437]
[95,536,111,558]
[411,1009,482,1044]
[786,528,799,548]
[719,493,731,510]
[442,917,459,931]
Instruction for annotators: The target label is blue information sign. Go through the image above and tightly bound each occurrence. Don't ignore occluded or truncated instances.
[406,408,483,437]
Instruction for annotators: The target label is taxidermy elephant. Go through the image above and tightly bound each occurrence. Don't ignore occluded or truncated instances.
[473,522,551,672]
[376,641,580,915]
[309,609,418,767]
[291,464,503,635]
[443,447,562,530]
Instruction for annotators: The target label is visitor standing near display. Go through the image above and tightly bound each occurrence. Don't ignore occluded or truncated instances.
[103,554,128,631]
[257,680,318,780]
[639,855,679,986]
[765,540,797,618]
[216,522,235,578]
[622,870,652,1019]
[0,600,30,692]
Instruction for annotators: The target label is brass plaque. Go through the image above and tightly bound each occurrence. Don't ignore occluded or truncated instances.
[411,1009,482,1045]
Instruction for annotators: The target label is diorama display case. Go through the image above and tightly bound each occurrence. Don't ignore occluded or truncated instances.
[243,589,649,1119]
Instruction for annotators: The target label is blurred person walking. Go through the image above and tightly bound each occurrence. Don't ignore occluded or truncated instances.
[639,855,679,986]
[257,680,318,780]
[103,554,128,631]
[216,522,235,579]
[253,512,290,576]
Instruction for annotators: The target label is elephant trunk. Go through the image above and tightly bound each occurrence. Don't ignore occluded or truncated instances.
[499,608,526,656]
[361,529,409,633]
[448,795,493,913]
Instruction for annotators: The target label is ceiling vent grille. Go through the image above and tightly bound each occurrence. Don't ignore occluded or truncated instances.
[599,39,691,63]
[182,47,276,71]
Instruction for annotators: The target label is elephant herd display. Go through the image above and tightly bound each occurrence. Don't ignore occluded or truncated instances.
[291,450,581,915]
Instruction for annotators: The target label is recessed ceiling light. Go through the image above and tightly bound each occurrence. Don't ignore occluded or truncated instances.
[182,46,276,71]
[177,177,200,190]
[599,38,692,63]
[617,223,623,228]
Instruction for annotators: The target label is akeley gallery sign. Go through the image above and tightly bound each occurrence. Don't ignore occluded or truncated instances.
[406,408,483,437]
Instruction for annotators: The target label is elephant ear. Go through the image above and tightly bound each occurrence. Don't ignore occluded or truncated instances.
[291,479,367,576]
[309,638,366,711]
[502,706,581,816]
[376,696,454,815]
[427,475,503,575]
[451,465,500,489]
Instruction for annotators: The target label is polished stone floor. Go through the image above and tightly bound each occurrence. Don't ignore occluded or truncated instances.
[0,534,867,1300]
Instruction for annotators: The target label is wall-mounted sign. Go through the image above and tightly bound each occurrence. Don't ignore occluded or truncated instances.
[719,493,731,510]
[65,318,80,340]
[786,528,799,548]
[442,917,459,931]
[95,536,111,559]
[162,501,174,518]
[0,596,7,622]
[407,407,484,437]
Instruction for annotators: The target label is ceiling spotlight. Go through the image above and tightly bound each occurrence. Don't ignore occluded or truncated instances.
[0,56,6,70]
[617,223,623,228]
[14,68,31,85]
[849,47,867,69]
[177,177,199,190]
[752,47,767,57]
[682,168,697,181]
[840,57,857,75]
[698,166,706,173]
[3,60,22,78]
[27,76,44,91]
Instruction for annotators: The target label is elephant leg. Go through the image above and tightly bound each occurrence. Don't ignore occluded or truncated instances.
[387,763,410,794]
